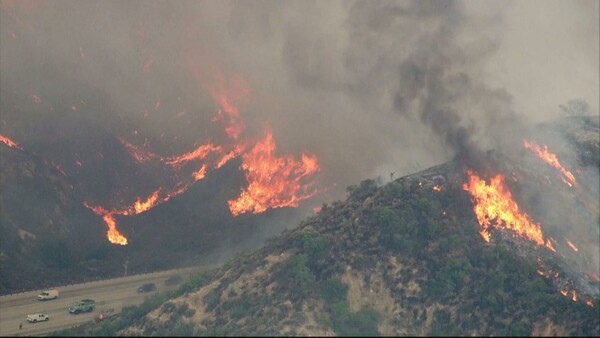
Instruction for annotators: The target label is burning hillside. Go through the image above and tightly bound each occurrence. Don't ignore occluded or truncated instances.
[103,147,598,337]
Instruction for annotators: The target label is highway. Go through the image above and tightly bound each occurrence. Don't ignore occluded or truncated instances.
[0,265,218,337]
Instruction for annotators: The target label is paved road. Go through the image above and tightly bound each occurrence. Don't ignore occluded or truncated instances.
[0,265,218,337]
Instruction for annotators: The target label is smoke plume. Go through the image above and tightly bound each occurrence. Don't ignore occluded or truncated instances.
[1,0,598,273]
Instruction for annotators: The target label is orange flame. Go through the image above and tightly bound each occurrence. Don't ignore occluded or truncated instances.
[209,75,248,141]
[565,239,579,252]
[523,139,577,187]
[103,214,128,245]
[587,299,594,307]
[228,128,321,216]
[193,164,207,181]
[119,137,162,163]
[87,67,322,243]
[462,169,555,251]
[560,289,569,297]
[130,189,160,215]
[166,143,222,167]
[571,290,578,302]
[0,134,22,150]
[85,185,192,245]
[433,185,442,192]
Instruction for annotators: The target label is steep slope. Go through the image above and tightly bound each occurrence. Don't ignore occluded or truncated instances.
[0,138,312,295]
[112,153,598,335]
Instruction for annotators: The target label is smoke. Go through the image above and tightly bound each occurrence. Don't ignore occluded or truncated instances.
[1,0,598,272]
[2,0,597,195]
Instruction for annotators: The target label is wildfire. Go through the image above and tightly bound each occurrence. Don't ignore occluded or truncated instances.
[103,213,128,245]
[129,189,160,215]
[523,139,577,187]
[462,169,555,251]
[119,137,162,163]
[85,65,321,243]
[165,143,222,167]
[0,134,22,150]
[85,185,194,245]
[208,75,249,141]
[193,164,207,181]
[565,238,579,252]
[228,127,321,216]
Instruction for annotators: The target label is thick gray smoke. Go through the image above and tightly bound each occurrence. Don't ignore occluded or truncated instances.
[1,0,597,198]
[1,1,598,277]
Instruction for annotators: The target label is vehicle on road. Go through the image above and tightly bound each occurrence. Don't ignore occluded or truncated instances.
[37,289,59,301]
[27,313,49,323]
[68,299,96,314]
[137,282,156,293]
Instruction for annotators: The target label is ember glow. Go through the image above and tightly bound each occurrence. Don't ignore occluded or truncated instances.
[523,139,577,187]
[165,143,222,167]
[462,169,556,251]
[0,134,22,150]
[433,185,442,192]
[228,127,321,216]
[565,238,579,252]
[119,137,162,163]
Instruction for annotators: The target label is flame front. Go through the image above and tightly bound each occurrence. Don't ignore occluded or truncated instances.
[130,189,160,215]
[166,143,222,167]
[462,169,555,251]
[83,66,321,243]
[523,139,577,187]
[0,134,22,150]
[228,128,321,216]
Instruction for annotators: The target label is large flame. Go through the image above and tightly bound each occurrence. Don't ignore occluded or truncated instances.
[102,213,128,245]
[228,127,321,216]
[84,66,321,243]
[0,134,22,150]
[523,139,577,187]
[462,169,555,251]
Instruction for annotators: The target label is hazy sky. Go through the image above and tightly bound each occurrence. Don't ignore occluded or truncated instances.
[1,0,598,202]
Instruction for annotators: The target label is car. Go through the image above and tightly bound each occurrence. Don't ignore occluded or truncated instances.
[27,313,49,323]
[68,299,96,314]
[37,289,59,301]
[137,282,156,293]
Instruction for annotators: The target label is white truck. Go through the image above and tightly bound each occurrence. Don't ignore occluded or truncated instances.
[37,289,59,301]
[27,313,49,323]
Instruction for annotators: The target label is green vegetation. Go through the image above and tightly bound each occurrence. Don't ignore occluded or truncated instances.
[49,172,600,336]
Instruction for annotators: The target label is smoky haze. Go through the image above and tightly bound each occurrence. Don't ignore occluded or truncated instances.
[1,0,598,195]
[1,0,598,274]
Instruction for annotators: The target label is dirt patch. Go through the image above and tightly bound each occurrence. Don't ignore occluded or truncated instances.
[341,268,400,336]
[532,318,570,337]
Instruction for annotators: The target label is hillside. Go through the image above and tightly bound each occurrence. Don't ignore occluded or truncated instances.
[53,116,599,337]
[0,138,311,295]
